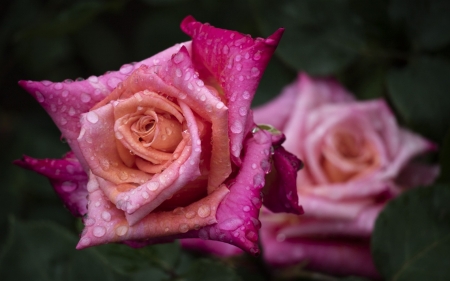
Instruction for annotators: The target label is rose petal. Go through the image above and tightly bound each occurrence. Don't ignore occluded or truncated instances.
[253,81,298,131]
[181,239,243,256]
[14,152,88,216]
[260,222,380,278]
[263,144,304,215]
[185,130,274,255]
[18,42,192,171]
[77,180,229,249]
[181,16,284,161]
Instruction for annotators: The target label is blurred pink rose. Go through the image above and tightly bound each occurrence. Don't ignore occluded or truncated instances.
[15,16,302,255]
[254,73,439,277]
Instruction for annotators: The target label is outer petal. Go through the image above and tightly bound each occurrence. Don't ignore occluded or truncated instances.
[14,152,88,216]
[260,224,380,278]
[263,142,304,215]
[181,239,243,256]
[18,42,192,171]
[181,16,284,161]
[253,81,298,131]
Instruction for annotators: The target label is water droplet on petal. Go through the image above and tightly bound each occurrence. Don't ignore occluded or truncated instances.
[251,67,260,77]
[185,211,196,219]
[119,171,129,180]
[142,192,149,199]
[147,181,159,191]
[35,91,45,102]
[216,102,224,109]
[173,52,184,64]
[218,218,243,231]
[61,181,77,192]
[197,205,211,218]
[253,173,264,188]
[175,68,182,77]
[230,121,243,134]
[196,80,204,87]
[115,226,128,236]
[85,218,95,226]
[246,231,258,242]
[102,211,111,221]
[120,64,134,74]
[238,106,248,116]
[200,94,206,101]
[93,226,106,237]
[80,237,91,246]
[86,111,99,123]
[243,91,250,99]
[223,45,229,54]
[251,197,262,208]
[243,206,251,212]
[179,223,189,233]
[54,83,63,90]
[81,93,91,103]
[253,52,261,61]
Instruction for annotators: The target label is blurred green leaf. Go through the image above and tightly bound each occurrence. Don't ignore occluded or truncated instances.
[0,219,115,281]
[389,0,450,50]
[372,184,450,281]
[252,0,364,75]
[438,130,450,183]
[386,57,450,141]
[182,259,242,281]
[138,0,188,5]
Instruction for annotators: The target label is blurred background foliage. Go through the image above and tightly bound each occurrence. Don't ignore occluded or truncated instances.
[0,0,449,280]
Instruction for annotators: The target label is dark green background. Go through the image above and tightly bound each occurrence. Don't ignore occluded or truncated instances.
[1,0,449,280]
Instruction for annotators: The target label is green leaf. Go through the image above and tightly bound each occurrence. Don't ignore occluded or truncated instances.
[389,0,450,50]
[386,57,450,141]
[251,0,364,75]
[372,184,450,281]
[0,219,115,281]
[182,259,242,281]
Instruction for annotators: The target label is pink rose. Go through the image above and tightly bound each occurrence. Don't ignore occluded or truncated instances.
[254,73,439,276]
[16,16,302,255]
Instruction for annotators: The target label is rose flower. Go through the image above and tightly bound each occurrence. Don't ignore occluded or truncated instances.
[15,16,302,255]
[253,73,439,276]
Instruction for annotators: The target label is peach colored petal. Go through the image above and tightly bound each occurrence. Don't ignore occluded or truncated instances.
[77,182,229,249]
[77,103,152,187]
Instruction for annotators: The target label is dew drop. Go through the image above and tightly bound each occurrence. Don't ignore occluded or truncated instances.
[230,121,243,134]
[246,231,258,242]
[251,197,262,208]
[86,111,99,123]
[243,91,250,99]
[200,94,206,101]
[196,80,204,87]
[80,237,91,246]
[81,93,91,103]
[179,223,189,233]
[235,55,241,61]
[115,226,128,236]
[243,206,251,212]
[253,173,264,188]
[260,159,271,174]
[175,68,182,77]
[238,75,244,81]
[115,131,124,139]
[253,52,261,61]
[222,45,229,54]
[185,211,196,219]
[239,106,248,116]
[93,226,106,237]
[102,211,111,221]
[35,91,44,102]
[197,205,211,218]
[119,171,129,180]
[251,67,260,77]
[85,218,95,226]
[216,102,224,109]
[218,218,243,231]
[62,90,69,97]
[88,76,98,83]
[173,52,184,64]
[54,83,63,90]
[108,77,121,89]
[61,181,77,192]
[119,64,134,74]
[251,163,257,169]
[147,181,160,191]
[142,192,149,199]
[236,63,242,71]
